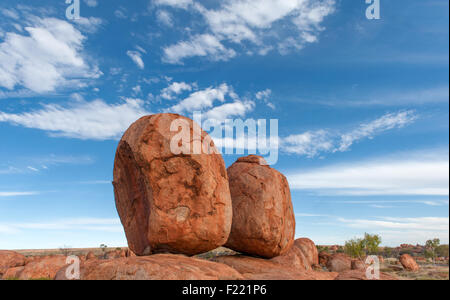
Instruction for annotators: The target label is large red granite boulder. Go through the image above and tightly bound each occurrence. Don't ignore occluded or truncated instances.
[113,113,232,256]
[225,155,295,258]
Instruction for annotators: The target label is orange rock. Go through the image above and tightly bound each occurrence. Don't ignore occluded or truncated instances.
[225,155,295,258]
[326,253,352,272]
[214,255,338,280]
[351,259,366,271]
[294,238,319,266]
[85,251,96,260]
[335,270,397,280]
[0,250,26,277]
[399,254,420,271]
[4,255,67,280]
[113,114,232,256]
[271,244,312,271]
[319,251,331,267]
[119,249,127,258]
[2,266,25,279]
[126,248,136,257]
[56,254,244,280]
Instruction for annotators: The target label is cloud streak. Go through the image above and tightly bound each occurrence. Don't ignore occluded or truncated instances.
[287,151,449,196]
[0,98,150,140]
[282,110,418,157]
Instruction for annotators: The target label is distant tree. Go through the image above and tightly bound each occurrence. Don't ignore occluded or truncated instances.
[436,245,449,258]
[344,238,365,258]
[425,239,441,262]
[362,233,382,255]
[344,233,382,258]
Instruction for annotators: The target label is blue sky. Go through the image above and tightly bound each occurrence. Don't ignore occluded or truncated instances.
[0,0,448,249]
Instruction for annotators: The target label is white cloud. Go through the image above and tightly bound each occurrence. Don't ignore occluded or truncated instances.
[159,0,336,63]
[132,85,142,96]
[156,10,174,27]
[161,81,193,100]
[127,50,145,69]
[0,17,101,93]
[282,110,418,157]
[154,0,193,9]
[0,98,150,140]
[337,110,417,152]
[287,151,449,196]
[283,130,334,157]
[0,218,123,234]
[0,8,20,20]
[0,191,39,197]
[255,89,275,109]
[72,16,103,33]
[169,83,231,113]
[84,0,98,7]
[163,34,236,64]
[337,217,449,245]
[204,100,255,121]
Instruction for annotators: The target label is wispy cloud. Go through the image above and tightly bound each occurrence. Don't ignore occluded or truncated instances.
[127,50,145,69]
[282,110,418,157]
[163,34,236,64]
[287,149,449,196]
[0,191,39,197]
[0,98,150,140]
[0,218,123,234]
[336,216,449,245]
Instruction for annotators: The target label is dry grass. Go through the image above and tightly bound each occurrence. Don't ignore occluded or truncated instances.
[381,261,449,280]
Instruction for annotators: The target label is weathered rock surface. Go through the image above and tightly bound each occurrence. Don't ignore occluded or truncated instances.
[0,251,26,277]
[113,113,232,256]
[3,255,67,280]
[294,238,319,266]
[399,254,420,271]
[2,266,24,279]
[335,270,397,280]
[319,251,331,267]
[225,155,295,258]
[214,255,338,280]
[56,254,243,280]
[271,244,311,271]
[326,253,352,273]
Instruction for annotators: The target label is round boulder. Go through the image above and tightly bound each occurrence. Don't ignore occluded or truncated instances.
[0,251,26,277]
[294,238,319,266]
[225,155,295,258]
[113,113,232,256]
[326,253,352,272]
[399,254,420,271]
